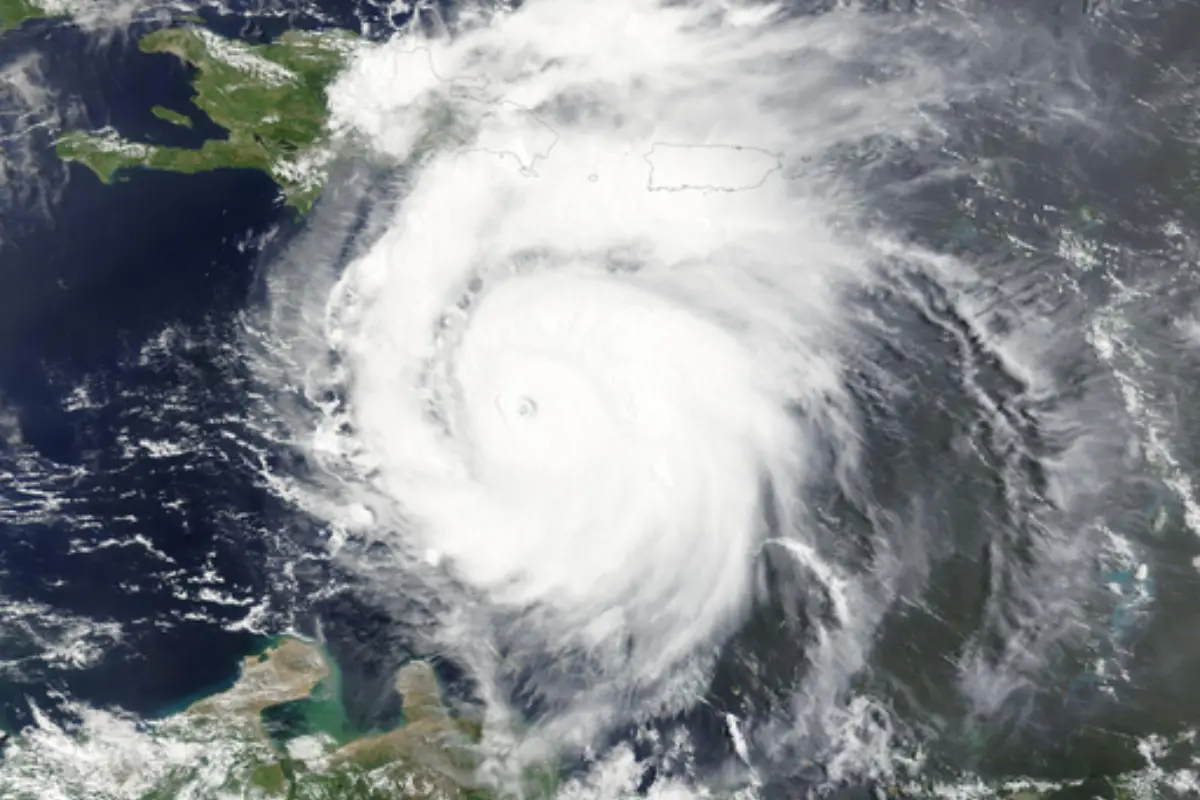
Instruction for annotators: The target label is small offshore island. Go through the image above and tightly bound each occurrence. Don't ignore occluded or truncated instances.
[54,24,359,213]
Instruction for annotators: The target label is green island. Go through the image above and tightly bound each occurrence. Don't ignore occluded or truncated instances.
[56,25,359,213]
[0,0,47,31]
[151,105,193,128]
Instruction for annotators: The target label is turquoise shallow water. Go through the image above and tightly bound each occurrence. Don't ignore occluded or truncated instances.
[258,639,398,747]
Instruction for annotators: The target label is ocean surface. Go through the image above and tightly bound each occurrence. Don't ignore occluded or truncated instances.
[0,0,467,741]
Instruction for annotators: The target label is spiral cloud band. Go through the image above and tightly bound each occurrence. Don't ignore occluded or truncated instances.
[317,0,945,706]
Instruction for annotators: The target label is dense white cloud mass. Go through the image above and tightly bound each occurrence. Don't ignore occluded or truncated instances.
[314,0,943,705]
[263,0,1066,771]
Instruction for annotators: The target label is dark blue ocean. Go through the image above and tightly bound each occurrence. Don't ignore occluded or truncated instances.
[0,0,470,747]
[2,6,319,728]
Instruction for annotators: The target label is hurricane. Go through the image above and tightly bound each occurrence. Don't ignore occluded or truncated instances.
[246,0,1176,792]
[321,0,903,690]
[297,0,931,721]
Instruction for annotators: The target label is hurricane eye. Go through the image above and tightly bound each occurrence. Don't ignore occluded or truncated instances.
[494,393,539,422]
[516,396,538,419]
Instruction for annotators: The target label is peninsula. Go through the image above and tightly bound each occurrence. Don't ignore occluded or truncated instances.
[56,25,359,213]
[167,636,557,799]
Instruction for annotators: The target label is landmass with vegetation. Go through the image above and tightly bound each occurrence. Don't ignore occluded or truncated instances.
[181,637,562,800]
[0,0,47,31]
[56,24,359,213]
[0,635,559,800]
